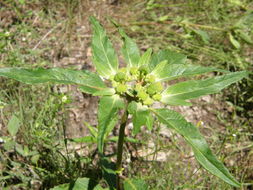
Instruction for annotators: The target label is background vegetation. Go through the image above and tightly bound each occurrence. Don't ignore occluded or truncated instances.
[0,0,252,189]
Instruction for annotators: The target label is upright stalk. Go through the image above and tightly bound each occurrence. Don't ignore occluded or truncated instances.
[116,105,129,190]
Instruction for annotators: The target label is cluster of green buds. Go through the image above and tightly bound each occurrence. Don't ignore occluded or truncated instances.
[111,65,163,106]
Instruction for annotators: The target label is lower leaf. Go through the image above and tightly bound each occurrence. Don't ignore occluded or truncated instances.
[152,108,241,187]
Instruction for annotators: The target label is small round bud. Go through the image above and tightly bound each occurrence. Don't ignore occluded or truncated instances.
[134,83,143,92]
[147,82,163,95]
[130,67,139,75]
[143,97,154,105]
[138,65,149,75]
[152,94,162,101]
[137,90,148,101]
[114,72,126,82]
[145,74,156,83]
[116,83,128,93]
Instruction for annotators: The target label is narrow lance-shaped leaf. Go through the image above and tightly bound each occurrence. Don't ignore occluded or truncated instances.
[151,61,226,82]
[118,28,140,67]
[161,71,248,106]
[97,95,124,154]
[0,67,106,95]
[138,48,152,66]
[152,108,241,187]
[90,16,118,78]
[149,49,187,70]
[128,102,153,135]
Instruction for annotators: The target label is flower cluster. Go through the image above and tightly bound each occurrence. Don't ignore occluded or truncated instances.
[110,65,163,105]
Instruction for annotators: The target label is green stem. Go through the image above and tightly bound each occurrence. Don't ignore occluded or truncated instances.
[116,105,129,190]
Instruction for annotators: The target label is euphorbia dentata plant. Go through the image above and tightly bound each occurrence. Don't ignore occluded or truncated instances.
[0,17,248,189]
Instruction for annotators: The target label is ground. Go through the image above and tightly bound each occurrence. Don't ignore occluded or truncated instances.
[0,0,252,189]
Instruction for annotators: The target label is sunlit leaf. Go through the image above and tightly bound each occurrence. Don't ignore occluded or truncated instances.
[161,71,248,106]
[229,33,241,49]
[138,48,152,66]
[50,177,101,190]
[98,95,125,153]
[150,49,187,70]
[90,16,118,78]
[118,28,140,67]
[152,108,241,187]
[128,102,153,135]
[0,67,106,95]
[123,178,148,190]
[69,136,96,143]
[151,61,224,82]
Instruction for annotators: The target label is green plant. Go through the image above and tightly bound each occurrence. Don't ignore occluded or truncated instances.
[0,17,249,189]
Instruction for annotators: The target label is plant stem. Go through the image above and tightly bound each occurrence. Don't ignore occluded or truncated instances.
[116,106,129,190]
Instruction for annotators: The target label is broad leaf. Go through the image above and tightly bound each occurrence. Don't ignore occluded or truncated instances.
[151,61,224,82]
[161,71,248,106]
[0,67,106,95]
[150,49,187,70]
[123,178,148,190]
[118,28,140,67]
[152,108,241,187]
[7,114,20,136]
[128,102,153,135]
[90,16,118,78]
[98,95,124,153]
[138,48,152,66]
[50,177,100,190]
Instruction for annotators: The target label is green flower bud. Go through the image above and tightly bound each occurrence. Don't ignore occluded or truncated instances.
[137,90,148,101]
[114,72,126,82]
[119,67,127,73]
[116,83,128,93]
[134,83,143,92]
[145,74,156,83]
[138,65,149,75]
[152,94,162,101]
[143,97,154,105]
[130,67,139,75]
[147,82,163,95]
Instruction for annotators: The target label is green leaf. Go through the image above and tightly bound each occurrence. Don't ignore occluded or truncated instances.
[228,33,241,49]
[150,49,187,70]
[161,71,248,106]
[69,136,96,143]
[123,178,148,190]
[98,95,125,154]
[90,16,118,78]
[192,29,210,44]
[84,121,98,137]
[138,48,152,66]
[7,115,20,136]
[0,67,106,95]
[237,30,253,44]
[50,177,100,190]
[108,136,141,144]
[128,102,153,135]
[152,108,241,187]
[118,28,140,67]
[92,88,115,96]
[151,61,224,82]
